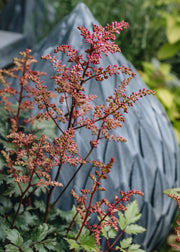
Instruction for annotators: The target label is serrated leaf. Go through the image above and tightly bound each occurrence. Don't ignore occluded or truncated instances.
[118,211,126,230]
[44,238,57,250]
[65,238,80,250]
[125,200,142,225]
[5,244,20,252]
[34,200,46,213]
[21,240,34,251]
[32,223,49,242]
[0,217,10,241]
[0,195,12,212]
[14,211,38,231]
[34,243,47,252]
[78,229,98,251]
[125,224,146,235]
[120,237,132,248]
[6,229,23,246]
[0,173,6,184]
[128,243,145,251]
[3,178,22,197]
[57,205,76,223]
[128,244,141,250]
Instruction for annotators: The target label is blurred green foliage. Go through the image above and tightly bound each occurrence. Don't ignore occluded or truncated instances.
[139,59,180,145]
[41,0,179,75]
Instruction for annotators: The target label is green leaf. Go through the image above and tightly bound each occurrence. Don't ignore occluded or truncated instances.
[23,249,33,252]
[163,188,180,197]
[157,42,180,60]
[78,229,98,251]
[120,237,132,248]
[21,240,34,251]
[6,229,23,246]
[34,199,46,213]
[157,88,174,109]
[0,195,12,213]
[129,244,141,249]
[125,200,142,225]
[14,211,38,231]
[101,224,117,239]
[0,173,6,184]
[34,243,47,252]
[100,215,117,239]
[57,205,76,223]
[66,228,98,251]
[31,223,49,242]
[125,224,146,235]
[65,238,80,250]
[44,238,57,250]
[0,216,10,241]
[166,15,180,44]
[118,211,126,230]
[5,244,20,252]
[128,243,145,251]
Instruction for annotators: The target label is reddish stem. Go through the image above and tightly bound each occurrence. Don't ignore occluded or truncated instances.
[105,230,125,252]
[75,179,98,241]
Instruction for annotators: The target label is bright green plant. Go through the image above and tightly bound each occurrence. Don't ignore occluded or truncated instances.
[139,59,180,145]
[145,0,180,60]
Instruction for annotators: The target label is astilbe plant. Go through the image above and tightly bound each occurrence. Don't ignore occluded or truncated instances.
[0,21,154,251]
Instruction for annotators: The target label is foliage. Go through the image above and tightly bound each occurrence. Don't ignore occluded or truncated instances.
[0,21,153,251]
[138,59,180,145]
[145,0,180,60]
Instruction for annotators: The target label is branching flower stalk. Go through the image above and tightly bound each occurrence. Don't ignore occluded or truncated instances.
[0,21,153,250]
[32,22,154,223]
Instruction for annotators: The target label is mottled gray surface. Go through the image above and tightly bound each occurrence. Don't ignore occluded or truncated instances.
[29,3,180,251]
